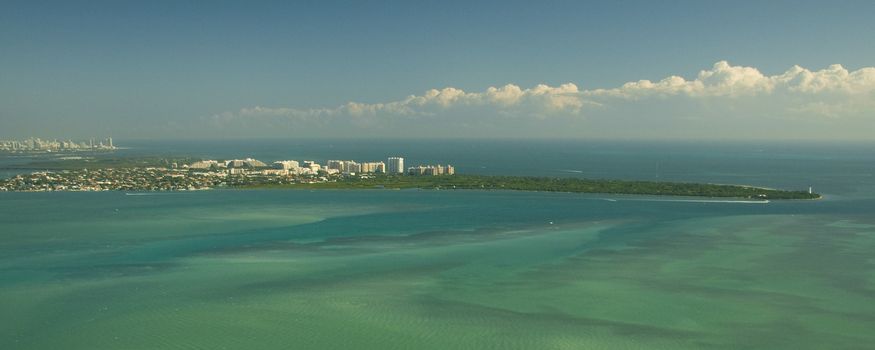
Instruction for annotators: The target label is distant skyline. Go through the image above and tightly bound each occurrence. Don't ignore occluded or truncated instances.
[2,1,874,140]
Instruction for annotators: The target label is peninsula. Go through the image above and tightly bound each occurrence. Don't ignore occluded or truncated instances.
[244,175,819,200]
[0,155,821,200]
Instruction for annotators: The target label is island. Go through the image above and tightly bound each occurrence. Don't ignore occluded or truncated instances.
[0,155,821,200]
[244,175,819,200]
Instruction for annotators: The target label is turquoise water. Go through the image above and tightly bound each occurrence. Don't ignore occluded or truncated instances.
[2,141,875,349]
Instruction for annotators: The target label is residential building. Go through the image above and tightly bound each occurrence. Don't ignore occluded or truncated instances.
[388,157,404,174]
[360,161,386,173]
[273,160,300,170]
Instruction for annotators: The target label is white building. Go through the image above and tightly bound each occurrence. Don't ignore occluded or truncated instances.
[190,160,223,169]
[327,160,343,171]
[302,160,321,173]
[327,160,360,174]
[226,158,268,168]
[408,164,455,176]
[387,157,404,174]
[408,166,427,176]
[261,169,289,176]
[188,160,219,169]
[360,161,386,173]
[273,160,300,170]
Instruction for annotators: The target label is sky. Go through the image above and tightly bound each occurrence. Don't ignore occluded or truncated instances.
[1,0,874,140]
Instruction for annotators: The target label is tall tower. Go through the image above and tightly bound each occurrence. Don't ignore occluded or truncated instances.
[388,157,404,174]
[108,137,113,148]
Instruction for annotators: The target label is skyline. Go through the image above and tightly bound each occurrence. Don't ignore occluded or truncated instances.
[2,1,875,140]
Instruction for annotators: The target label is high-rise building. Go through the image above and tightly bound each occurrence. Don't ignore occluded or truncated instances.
[407,165,427,176]
[327,160,360,173]
[348,162,361,174]
[360,161,386,173]
[327,160,343,171]
[407,164,455,176]
[388,157,404,174]
[302,160,321,173]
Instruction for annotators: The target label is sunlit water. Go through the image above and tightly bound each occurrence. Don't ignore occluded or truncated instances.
[2,140,874,349]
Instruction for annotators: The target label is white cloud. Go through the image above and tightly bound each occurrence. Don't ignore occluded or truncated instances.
[776,64,875,94]
[587,61,875,99]
[485,84,524,105]
[207,61,875,139]
[211,82,589,124]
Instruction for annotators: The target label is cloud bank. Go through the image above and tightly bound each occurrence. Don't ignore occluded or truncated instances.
[207,62,875,139]
[588,61,875,97]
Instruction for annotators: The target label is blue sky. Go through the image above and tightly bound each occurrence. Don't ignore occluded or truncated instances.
[2,0,874,139]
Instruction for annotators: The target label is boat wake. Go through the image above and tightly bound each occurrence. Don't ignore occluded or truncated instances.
[623,198,770,204]
[124,192,186,196]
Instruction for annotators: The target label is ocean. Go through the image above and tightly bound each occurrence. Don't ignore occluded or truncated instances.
[1,139,874,349]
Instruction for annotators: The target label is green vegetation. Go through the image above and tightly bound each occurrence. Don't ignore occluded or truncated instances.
[2,156,820,199]
[244,174,821,200]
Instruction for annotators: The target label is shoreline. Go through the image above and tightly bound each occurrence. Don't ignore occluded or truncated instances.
[0,186,825,203]
[0,164,823,200]
[231,181,821,201]
[235,175,822,200]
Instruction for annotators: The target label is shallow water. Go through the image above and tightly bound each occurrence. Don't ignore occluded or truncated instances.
[2,140,875,349]
[2,189,874,349]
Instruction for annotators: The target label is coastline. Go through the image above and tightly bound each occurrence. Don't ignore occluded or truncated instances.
[1,180,822,201]
[0,156,823,200]
[232,175,822,201]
